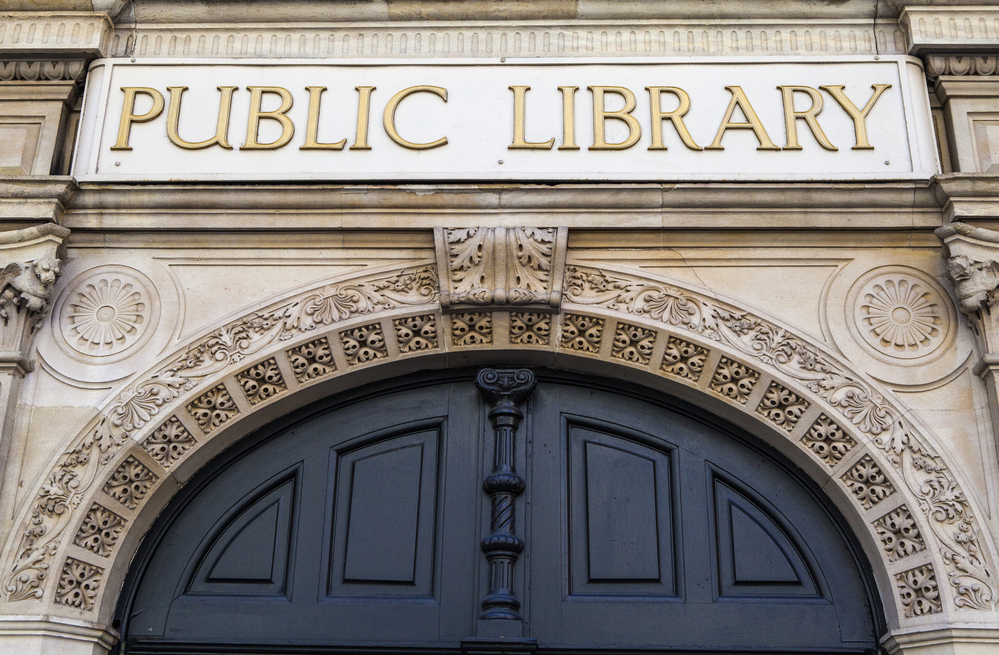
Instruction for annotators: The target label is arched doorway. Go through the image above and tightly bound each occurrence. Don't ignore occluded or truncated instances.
[115,370,882,654]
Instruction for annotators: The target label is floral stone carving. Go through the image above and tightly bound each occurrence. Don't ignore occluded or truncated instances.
[103,456,157,510]
[896,565,942,617]
[59,270,153,358]
[3,265,440,606]
[849,270,949,361]
[800,414,856,466]
[74,504,126,557]
[142,417,197,468]
[874,505,926,562]
[236,358,287,405]
[287,337,336,381]
[0,224,68,358]
[435,227,568,310]
[394,315,437,352]
[561,314,604,353]
[55,558,102,611]
[340,323,388,365]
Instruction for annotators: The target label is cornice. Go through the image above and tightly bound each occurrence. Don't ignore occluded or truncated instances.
[0,11,113,59]
[900,6,999,55]
[0,176,75,227]
[63,182,940,231]
[106,18,907,59]
[933,173,999,224]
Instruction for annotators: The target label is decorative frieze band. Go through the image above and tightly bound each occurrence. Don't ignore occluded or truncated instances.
[107,20,906,60]
[924,55,999,80]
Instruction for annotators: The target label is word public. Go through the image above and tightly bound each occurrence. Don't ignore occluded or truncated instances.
[112,83,891,153]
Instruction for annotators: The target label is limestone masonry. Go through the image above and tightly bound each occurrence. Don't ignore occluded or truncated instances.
[3,2,999,654]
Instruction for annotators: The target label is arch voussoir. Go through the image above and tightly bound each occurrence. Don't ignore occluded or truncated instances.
[2,261,996,635]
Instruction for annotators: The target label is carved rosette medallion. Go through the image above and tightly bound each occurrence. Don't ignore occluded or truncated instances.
[846,267,956,365]
[54,266,159,363]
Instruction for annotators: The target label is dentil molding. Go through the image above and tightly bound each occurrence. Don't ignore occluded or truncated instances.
[0,12,112,59]
[900,7,999,56]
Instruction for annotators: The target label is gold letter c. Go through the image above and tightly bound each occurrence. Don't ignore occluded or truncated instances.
[382,85,448,150]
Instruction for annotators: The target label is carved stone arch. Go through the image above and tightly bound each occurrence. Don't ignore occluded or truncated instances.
[2,258,997,639]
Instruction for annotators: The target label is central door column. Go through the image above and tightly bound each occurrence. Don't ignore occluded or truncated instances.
[474,368,537,641]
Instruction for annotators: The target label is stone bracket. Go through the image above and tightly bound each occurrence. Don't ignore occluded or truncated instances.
[434,226,568,313]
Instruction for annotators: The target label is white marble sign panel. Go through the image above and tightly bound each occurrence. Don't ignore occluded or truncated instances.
[73,57,937,182]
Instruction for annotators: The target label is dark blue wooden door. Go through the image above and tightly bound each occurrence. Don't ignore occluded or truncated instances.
[117,373,879,654]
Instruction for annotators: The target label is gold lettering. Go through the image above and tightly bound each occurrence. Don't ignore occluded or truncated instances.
[706,86,779,151]
[166,86,236,150]
[509,86,555,150]
[646,86,701,151]
[777,85,837,151]
[242,86,294,150]
[559,86,579,150]
[111,87,164,151]
[589,86,641,150]
[301,86,347,150]
[351,86,376,150]
[382,85,449,150]
[820,84,891,150]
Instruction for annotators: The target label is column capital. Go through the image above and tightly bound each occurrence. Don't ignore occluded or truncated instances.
[0,223,69,368]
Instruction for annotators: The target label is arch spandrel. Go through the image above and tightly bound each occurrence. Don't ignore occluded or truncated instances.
[2,255,997,637]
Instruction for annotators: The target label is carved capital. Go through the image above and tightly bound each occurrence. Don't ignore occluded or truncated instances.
[937,222,999,356]
[434,227,568,313]
[0,224,69,370]
[475,368,537,409]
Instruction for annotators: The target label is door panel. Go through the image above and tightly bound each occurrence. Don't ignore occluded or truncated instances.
[121,373,878,654]
[126,383,477,648]
[329,428,440,596]
[567,424,676,596]
[527,382,875,651]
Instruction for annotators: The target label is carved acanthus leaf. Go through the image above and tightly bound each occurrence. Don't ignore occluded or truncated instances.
[436,227,566,309]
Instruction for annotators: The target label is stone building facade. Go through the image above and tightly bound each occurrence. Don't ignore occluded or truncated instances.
[3,1,999,654]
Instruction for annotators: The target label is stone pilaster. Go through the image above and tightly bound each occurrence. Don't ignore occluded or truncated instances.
[938,223,999,468]
[0,223,68,493]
